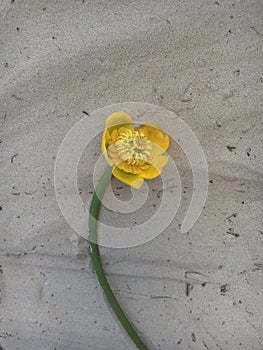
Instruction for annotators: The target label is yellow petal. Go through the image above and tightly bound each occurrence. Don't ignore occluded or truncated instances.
[102,148,113,166]
[112,167,144,189]
[143,155,168,179]
[101,130,114,165]
[101,130,107,150]
[106,111,133,131]
[138,123,169,152]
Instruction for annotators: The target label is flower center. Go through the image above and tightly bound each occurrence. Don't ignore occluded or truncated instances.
[115,129,152,165]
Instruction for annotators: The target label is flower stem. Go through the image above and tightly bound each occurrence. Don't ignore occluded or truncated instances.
[89,166,149,350]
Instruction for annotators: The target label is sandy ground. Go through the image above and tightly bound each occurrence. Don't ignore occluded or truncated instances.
[0,0,263,349]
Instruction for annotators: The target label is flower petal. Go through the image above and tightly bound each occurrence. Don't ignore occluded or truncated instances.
[101,130,114,165]
[143,155,168,179]
[138,123,169,152]
[106,111,133,132]
[101,130,107,151]
[112,167,144,189]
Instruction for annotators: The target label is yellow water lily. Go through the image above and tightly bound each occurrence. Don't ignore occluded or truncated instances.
[102,111,169,189]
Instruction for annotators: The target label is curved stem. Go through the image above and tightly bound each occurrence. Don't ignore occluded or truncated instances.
[89,166,149,350]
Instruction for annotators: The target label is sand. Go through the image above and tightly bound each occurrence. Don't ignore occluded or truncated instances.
[0,0,262,349]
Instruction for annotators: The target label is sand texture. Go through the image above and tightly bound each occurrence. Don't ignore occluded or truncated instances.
[0,0,262,349]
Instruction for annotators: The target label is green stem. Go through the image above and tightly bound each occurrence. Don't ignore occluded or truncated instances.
[89,166,149,350]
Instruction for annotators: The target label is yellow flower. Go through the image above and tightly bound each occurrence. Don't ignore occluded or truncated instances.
[102,111,169,189]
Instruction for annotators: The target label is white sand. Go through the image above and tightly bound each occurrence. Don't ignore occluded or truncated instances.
[0,0,262,349]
